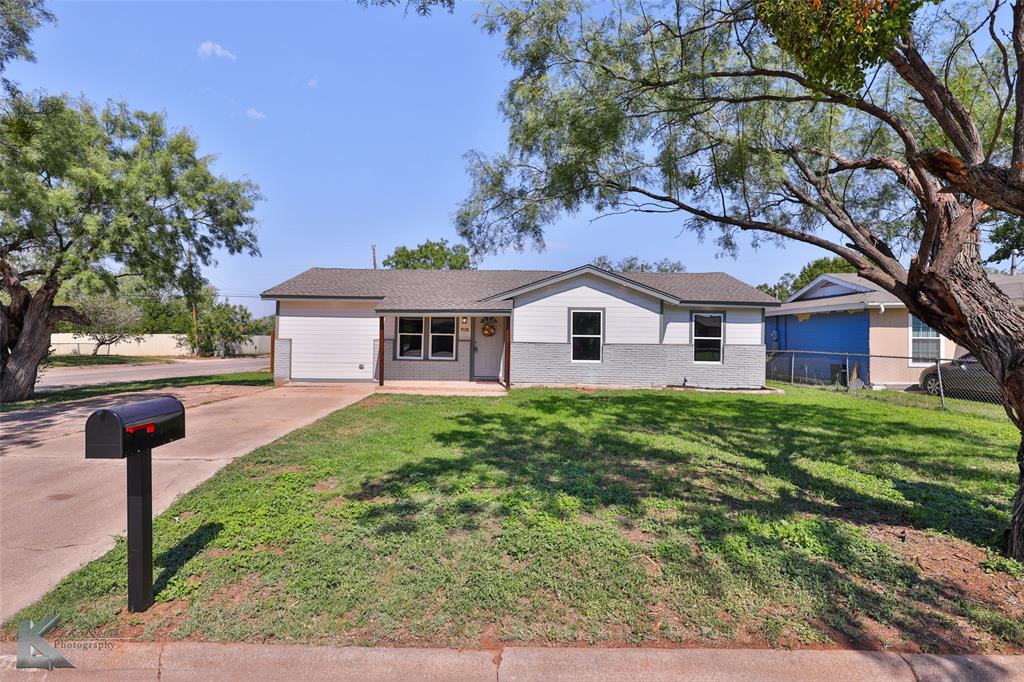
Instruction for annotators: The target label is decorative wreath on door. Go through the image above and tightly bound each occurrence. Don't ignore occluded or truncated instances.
[480,316,498,337]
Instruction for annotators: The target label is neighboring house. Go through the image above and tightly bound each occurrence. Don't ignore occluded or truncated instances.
[261,265,779,389]
[765,272,1024,386]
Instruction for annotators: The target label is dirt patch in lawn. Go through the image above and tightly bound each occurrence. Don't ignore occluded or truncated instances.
[868,524,1024,609]
[111,599,192,641]
[355,395,390,409]
[312,477,338,491]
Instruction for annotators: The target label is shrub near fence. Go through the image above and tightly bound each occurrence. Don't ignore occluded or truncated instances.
[767,349,1006,419]
[49,333,271,357]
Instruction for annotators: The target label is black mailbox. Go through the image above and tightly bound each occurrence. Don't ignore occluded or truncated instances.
[85,396,185,613]
[85,396,185,458]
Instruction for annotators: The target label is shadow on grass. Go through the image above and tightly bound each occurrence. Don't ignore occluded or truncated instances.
[341,390,1019,652]
[154,523,223,598]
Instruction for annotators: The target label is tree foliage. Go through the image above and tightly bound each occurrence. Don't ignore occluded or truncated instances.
[757,256,857,299]
[186,298,256,356]
[0,92,260,399]
[592,255,685,272]
[383,238,475,269]
[0,0,53,77]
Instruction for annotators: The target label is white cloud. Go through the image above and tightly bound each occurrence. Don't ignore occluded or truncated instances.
[307,77,319,88]
[197,41,236,60]
[244,107,266,120]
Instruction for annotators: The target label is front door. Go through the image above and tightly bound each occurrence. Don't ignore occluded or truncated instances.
[473,316,504,378]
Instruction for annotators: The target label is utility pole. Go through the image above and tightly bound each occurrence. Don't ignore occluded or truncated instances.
[191,301,199,354]
[371,245,378,270]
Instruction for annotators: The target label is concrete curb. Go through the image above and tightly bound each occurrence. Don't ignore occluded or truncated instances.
[2,643,1023,681]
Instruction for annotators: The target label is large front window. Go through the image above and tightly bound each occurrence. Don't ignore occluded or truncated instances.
[397,316,457,360]
[429,317,456,359]
[571,310,602,362]
[693,313,723,363]
[398,317,424,358]
[910,315,940,365]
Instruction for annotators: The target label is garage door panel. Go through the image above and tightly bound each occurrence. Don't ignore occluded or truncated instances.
[278,314,377,380]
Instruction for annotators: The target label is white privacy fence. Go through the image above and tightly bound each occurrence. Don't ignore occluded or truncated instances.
[49,333,272,356]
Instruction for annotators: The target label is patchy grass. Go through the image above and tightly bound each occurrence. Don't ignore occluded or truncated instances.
[6,385,1022,652]
[0,372,272,412]
[767,380,1009,422]
[42,355,174,367]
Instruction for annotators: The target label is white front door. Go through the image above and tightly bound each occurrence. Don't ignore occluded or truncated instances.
[473,317,504,378]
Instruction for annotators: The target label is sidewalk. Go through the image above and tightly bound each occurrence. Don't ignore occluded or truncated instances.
[1,642,1023,681]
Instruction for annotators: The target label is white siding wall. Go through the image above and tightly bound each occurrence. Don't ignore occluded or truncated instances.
[724,308,763,344]
[512,275,662,344]
[278,300,379,380]
[662,306,690,344]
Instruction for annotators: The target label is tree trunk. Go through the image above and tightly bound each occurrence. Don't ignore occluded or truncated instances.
[903,237,1024,559]
[92,342,101,356]
[1009,438,1024,558]
[0,316,51,402]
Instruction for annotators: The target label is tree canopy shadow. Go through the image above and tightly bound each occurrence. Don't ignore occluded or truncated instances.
[334,389,1020,652]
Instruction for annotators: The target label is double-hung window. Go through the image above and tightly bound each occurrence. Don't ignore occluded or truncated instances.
[397,316,457,360]
[397,317,425,359]
[693,313,723,363]
[570,310,602,362]
[910,315,940,365]
[429,317,456,359]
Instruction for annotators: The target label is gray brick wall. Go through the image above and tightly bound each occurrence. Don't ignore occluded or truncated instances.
[273,338,291,380]
[510,343,765,388]
[374,339,472,381]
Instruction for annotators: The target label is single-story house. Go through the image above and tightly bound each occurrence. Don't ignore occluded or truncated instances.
[261,265,779,389]
[764,272,1024,385]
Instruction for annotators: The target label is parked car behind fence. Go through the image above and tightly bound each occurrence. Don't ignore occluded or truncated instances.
[767,350,1004,417]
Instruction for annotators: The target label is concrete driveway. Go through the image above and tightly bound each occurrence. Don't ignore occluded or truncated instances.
[36,357,268,390]
[0,382,373,620]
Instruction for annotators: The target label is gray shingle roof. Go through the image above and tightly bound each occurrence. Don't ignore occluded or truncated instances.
[262,267,777,311]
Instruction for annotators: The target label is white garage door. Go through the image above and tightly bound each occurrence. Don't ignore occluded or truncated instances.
[278,301,378,380]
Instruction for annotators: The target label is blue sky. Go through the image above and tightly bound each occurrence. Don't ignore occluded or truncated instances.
[11,2,891,315]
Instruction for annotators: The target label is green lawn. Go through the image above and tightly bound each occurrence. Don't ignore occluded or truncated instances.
[8,385,1023,652]
[42,355,174,368]
[0,372,273,413]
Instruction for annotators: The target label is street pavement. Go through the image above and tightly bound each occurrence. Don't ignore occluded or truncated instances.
[1,642,1022,681]
[0,383,373,620]
[35,357,268,390]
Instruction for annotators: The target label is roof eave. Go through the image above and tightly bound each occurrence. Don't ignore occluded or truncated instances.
[260,294,385,301]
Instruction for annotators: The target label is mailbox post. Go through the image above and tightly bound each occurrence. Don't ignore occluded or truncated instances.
[85,397,185,613]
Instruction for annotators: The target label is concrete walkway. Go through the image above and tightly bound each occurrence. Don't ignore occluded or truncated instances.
[35,357,267,391]
[1,642,1022,681]
[0,384,372,621]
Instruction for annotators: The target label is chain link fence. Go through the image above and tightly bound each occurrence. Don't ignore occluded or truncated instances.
[766,350,1006,419]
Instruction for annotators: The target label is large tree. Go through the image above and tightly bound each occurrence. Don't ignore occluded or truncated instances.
[456,0,1024,557]
[383,238,475,269]
[0,93,260,400]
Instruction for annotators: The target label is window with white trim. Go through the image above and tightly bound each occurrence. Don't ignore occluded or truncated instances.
[910,315,940,365]
[397,317,424,358]
[570,310,602,362]
[429,317,456,359]
[693,313,723,363]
